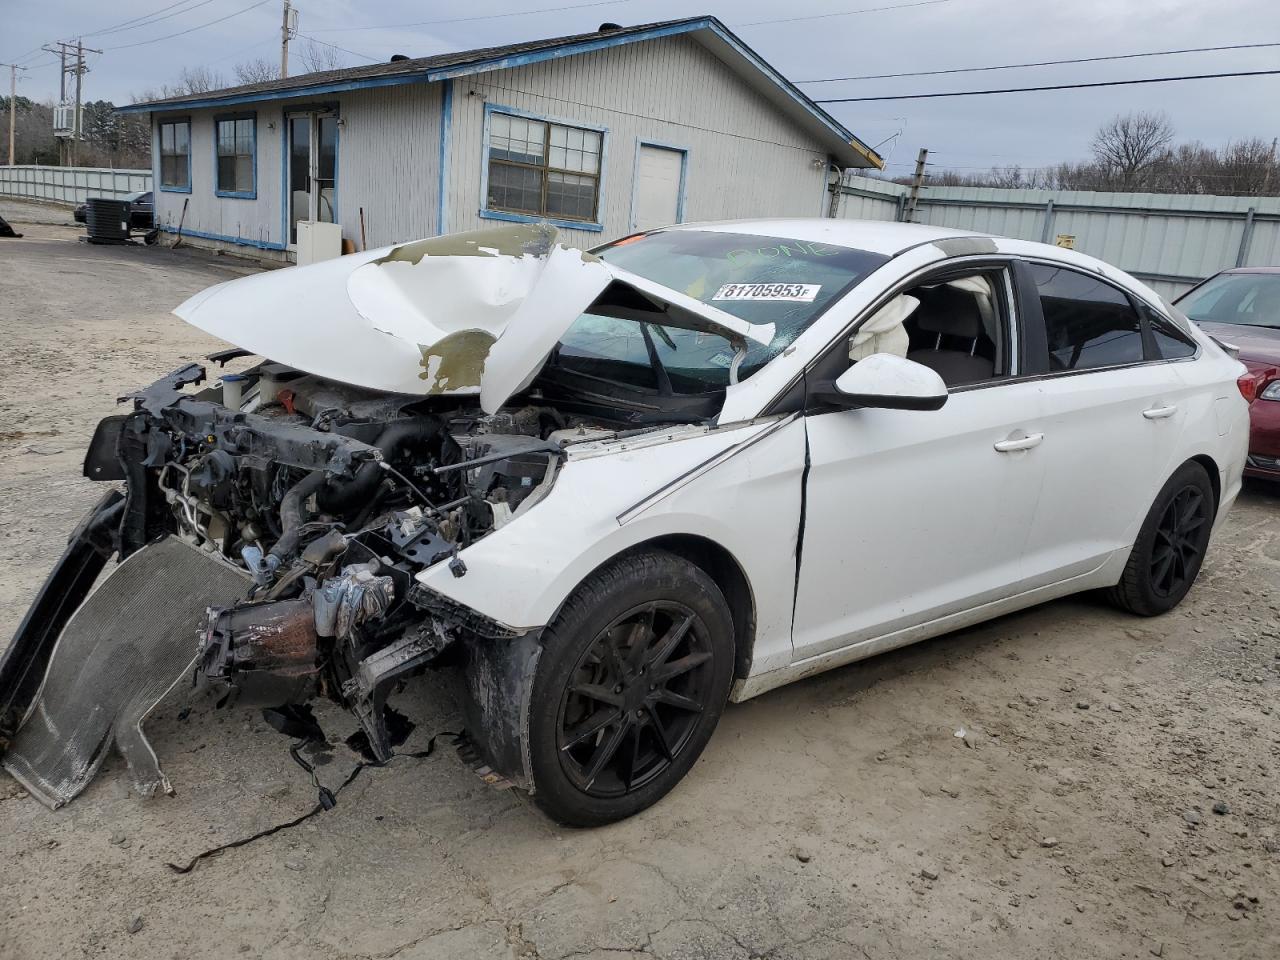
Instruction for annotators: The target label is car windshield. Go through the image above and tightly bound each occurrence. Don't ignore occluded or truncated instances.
[1176,273,1280,330]
[553,229,887,392]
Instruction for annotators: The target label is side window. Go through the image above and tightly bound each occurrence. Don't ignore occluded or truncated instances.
[895,269,1011,387]
[1136,301,1197,360]
[1029,263,1144,371]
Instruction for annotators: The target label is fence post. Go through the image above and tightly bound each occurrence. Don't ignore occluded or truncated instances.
[1039,199,1056,244]
[1236,207,1256,268]
[895,193,906,223]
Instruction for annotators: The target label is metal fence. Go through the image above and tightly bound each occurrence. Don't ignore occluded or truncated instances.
[0,165,152,206]
[836,175,1280,299]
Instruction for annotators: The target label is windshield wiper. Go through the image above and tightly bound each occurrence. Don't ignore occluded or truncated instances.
[640,323,674,396]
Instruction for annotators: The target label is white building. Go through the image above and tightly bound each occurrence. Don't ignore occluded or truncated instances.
[119,16,883,260]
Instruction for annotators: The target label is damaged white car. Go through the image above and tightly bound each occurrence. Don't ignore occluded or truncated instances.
[0,220,1249,826]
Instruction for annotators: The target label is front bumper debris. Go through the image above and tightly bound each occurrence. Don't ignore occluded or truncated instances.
[2,535,251,808]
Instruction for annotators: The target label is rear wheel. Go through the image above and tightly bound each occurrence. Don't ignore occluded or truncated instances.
[1109,461,1215,616]
[528,550,734,826]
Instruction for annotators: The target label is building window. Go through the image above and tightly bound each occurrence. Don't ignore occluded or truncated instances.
[486,110,602,225]
[158,120,190,191]
[215,115,256,198]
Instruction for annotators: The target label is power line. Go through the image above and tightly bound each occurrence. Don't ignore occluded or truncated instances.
[308,0,951,35]
[295,35,380,64]
[102,0,273,51]
[307,0,635,33]
[797,40,1280,84]
[737,0,950,28]
[815,69,1280,102]
[86,0,215,38]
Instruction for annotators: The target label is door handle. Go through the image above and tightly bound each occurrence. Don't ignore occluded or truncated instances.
[994,432,1044,453]
[1143,404,1178,420]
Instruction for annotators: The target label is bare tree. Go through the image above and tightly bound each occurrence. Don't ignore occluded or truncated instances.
[1090,111,1175,190]
[297,38,345,74]
[234,58,279,84]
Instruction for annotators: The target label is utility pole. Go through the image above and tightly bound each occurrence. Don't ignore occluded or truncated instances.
[281,0,297,79]
[4,63,26,166]
[904,147,928,223]
[72,39,84,166]
[42,40,99,166]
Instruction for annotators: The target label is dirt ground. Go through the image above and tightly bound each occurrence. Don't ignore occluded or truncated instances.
[1,201,1277,960]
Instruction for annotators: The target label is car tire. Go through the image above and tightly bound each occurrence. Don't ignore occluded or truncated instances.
[1108,460,1215,616]
[527,549,734,826]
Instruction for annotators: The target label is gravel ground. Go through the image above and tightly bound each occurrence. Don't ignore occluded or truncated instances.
[1,204,1277,960]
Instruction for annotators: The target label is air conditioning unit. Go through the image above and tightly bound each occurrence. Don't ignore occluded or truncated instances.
[53,103,76,138]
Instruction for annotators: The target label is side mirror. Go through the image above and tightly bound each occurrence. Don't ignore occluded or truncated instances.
[814,353,949,411]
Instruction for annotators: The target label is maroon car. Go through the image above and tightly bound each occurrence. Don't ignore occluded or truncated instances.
[1176,267,1280,480]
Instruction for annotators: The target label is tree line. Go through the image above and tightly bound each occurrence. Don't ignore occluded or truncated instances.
[0,40,346,169]
[890,112,1279,197]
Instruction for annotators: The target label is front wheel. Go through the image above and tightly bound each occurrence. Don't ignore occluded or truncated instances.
[528,550,734,826]
[1109,461,1215,616]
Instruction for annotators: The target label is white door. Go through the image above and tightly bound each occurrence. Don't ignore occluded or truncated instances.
[1017,262,1192,580]
[791,263,1048,662]
[632,145,684,232]
[792,382,1048,661]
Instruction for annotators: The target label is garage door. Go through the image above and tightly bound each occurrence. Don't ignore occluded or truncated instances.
[632,144,685,231]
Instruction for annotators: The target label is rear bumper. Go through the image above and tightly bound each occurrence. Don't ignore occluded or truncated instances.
[1246,398,1280,479]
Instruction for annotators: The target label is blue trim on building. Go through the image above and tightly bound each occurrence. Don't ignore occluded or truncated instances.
[158,223,287,251]
[628,139,689,232]
[157,117,192,193]
[479,101,607,233]
[280,113,290,249]
[437,79,452,235]
[213,112,258,199]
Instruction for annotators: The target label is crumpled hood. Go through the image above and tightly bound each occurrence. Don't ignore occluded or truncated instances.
[174,223,774,413]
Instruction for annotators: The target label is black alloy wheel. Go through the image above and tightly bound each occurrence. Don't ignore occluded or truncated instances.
[1149,485,1209,598]
[1110,460,1215,616]
[528,549,734,826]
[556,600,713,797]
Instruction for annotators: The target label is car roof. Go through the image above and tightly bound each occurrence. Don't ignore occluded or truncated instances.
[665,217,985,255]
[1221,266,1280,275]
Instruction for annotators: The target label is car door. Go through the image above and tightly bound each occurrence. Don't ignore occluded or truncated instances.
[790,262,1049,663]
[1016,260,1194,581]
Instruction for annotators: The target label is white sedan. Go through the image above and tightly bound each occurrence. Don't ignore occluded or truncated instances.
[1,219,1248,826]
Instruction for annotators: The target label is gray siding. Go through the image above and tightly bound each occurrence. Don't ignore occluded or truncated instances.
[335,84,442,247]
[445,34,833,246]
[153,103,287,249]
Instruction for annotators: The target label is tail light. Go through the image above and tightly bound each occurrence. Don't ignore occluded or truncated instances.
[1238,368,1278,403]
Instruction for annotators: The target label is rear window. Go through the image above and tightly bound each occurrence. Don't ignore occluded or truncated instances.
[1030,264,1144,371]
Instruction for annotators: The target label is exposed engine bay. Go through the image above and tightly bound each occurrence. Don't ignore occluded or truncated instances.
[0,357,616,806]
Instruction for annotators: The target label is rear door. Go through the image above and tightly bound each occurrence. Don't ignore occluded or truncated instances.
[1017,260,1195,581]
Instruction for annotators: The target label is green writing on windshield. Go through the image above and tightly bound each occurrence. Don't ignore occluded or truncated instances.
[725,241,841,262]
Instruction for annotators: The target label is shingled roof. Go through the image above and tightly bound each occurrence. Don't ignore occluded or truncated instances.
[118,16,882,169]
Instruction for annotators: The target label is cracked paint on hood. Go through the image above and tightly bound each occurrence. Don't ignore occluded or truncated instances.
[173,223,774,414]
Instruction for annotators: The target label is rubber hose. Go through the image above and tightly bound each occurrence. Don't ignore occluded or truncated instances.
[269,471,327,564]
[317,418,440,514]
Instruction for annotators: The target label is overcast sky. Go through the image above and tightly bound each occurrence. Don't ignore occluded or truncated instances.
[4,0,1278,174]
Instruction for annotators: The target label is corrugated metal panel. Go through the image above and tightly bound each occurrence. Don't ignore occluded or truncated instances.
[836,175,1280,296]
[446,34,831,245]
[0,165,150,204]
